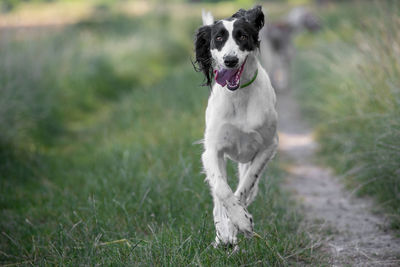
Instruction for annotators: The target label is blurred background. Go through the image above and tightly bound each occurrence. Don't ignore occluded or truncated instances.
[0,0,399,265]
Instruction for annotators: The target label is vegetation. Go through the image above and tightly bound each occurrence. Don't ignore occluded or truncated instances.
[0,1,318,265]
[294,1,400,228]
[3,0,398,264]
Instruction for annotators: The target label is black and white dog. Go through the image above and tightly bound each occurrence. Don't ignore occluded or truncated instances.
[194,6,278,247]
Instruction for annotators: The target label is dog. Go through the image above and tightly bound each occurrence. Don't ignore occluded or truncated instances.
[259,7,321,92]
[194,5,278,247]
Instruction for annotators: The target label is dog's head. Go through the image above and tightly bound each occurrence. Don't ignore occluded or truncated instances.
[194,5,264,90]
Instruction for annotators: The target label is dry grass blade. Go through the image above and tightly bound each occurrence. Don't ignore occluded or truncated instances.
[96,238,132,248]
[253,232,286,264]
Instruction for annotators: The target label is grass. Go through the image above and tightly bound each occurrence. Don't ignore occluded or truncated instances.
[0,1,320,265]
[294,1,400,228]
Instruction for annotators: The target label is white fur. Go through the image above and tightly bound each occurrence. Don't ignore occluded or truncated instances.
[202,9,214,26]
[201,15,278,247]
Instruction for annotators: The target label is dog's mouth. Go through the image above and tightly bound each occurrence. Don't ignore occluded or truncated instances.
[214,60,246,91]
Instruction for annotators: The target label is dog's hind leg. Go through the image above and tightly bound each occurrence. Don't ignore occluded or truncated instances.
[237,162,260,207]
[238,162,259,207]
[235,136,278,207]
[238,163,251,184]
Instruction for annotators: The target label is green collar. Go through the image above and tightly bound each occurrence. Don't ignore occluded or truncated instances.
[240,69,258,89]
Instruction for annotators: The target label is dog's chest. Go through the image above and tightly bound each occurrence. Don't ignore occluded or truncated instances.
[207,87,267,131]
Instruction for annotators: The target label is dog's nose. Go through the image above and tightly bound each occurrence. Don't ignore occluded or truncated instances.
[224,56,239,68]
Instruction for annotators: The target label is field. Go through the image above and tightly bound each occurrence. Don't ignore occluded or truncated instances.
[0,1,317,265]
[1,0,399,265]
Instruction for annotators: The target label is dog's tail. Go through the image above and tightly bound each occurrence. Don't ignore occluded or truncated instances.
[202,9,214,26]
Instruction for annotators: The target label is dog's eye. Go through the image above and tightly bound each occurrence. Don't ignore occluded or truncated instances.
[216,36,223,41]
[239,35,248,41]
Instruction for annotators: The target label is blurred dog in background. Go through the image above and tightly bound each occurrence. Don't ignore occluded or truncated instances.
[260,7,321,92]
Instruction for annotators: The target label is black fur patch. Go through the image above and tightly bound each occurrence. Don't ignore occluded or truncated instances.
[210,21,228,51]
[250,181,255,189]
[232,18,260,51]
[232,5,264,49]
[194,25,213,86]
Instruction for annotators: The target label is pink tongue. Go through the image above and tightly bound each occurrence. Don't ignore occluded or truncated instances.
[214,68,239,87]
[214,59,246,90]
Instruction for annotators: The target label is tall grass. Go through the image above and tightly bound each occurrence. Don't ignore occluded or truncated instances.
[294,1,400,227]
[0,11,192,147]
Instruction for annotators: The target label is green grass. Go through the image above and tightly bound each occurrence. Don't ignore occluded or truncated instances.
[1,128,314,265]
[0,2,320,265]
[294,1,400,228]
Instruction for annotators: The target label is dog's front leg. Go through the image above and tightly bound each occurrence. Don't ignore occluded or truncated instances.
[211,193,238,246]
[235,135,278,207]
[202,149,254,243]
[202,149,237,246]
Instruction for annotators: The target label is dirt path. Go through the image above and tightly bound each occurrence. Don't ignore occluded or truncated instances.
[276,90,400,266]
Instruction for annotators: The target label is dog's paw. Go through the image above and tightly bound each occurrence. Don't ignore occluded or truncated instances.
[227,200,254,236]
[212,236,239,255]
[214,214,238,246]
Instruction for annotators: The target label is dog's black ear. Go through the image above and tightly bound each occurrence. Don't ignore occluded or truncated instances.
[194,25,213,87]
[232,8,246,19]
[245,5,264,31]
